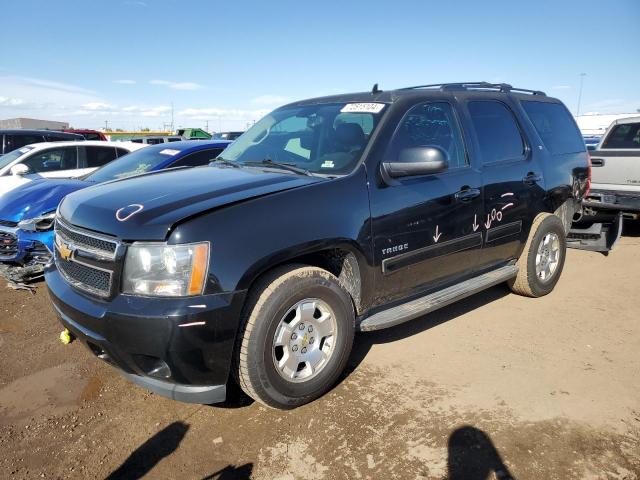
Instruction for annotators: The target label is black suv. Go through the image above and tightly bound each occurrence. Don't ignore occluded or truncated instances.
[45,82,589,409]
[0,129,83,155]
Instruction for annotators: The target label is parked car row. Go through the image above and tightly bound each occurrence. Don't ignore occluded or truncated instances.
[0,140,230,281]
[11,82,592,410]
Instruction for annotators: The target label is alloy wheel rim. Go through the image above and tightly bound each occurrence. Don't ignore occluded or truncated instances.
[272,298,337,383]
[535,232,561,282]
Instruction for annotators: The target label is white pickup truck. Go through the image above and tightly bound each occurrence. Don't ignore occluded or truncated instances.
[568,116,640,252]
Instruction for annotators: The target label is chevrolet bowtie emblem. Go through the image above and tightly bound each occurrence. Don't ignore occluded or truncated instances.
[58,241,74,261]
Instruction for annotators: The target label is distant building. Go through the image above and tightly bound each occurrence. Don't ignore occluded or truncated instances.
[0,117,69,130]
[575,113,640,136]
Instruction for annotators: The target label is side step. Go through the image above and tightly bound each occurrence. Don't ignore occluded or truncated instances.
[358,265,518,332]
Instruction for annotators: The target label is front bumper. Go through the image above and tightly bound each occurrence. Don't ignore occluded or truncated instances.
[45,264,247,404]
[583,190,640,214]
[0,225,53,264]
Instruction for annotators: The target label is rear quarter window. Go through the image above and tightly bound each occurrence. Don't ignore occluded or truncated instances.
[521,101,585,155]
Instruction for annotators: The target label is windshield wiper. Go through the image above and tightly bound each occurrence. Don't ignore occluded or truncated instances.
[243,159,314,176]
[211,157,241,168]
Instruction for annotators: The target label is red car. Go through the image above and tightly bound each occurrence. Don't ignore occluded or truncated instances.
[64,129,107,141]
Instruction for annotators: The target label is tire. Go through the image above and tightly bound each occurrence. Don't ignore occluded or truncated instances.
[234,265,355,409]
[509,213,567,298]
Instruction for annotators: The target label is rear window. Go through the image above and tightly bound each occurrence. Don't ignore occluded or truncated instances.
[602,123,640,149]
[522,101,585,155]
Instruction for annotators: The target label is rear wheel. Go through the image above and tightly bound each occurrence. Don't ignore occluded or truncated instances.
[509,213,567,297]
[234,265,355,409]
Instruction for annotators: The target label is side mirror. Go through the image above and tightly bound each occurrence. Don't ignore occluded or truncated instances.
[10,163,30,176]
[382,146,448,178]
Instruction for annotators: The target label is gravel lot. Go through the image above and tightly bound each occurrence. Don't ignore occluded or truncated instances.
[1,223,639,480]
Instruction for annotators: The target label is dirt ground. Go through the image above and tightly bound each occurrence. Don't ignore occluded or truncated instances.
[1,224,639,480]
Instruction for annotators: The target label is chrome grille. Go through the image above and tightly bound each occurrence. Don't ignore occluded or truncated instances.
[0,231,18,258]
[54,219,120,298]
[56,219,117,256]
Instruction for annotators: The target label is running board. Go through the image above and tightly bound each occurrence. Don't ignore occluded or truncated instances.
[358,265,518,332]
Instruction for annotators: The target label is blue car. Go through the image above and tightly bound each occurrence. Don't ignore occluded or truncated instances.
[0,140,230,279]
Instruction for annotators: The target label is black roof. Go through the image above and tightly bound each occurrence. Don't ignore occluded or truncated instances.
[285,82,557,108]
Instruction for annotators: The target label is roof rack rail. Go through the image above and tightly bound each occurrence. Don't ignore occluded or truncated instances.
[398,82,546,96]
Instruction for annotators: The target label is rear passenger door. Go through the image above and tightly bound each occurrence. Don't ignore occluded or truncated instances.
[370,101,484,304]
[465,99,545,270]
[77,146,119,176]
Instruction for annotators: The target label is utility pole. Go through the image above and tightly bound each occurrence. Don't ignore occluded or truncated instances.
[205,120,209,132]
[576,73,586,116]
[170,102,174,132]
[104,120,109,131]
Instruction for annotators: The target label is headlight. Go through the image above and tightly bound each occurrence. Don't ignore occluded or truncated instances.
[18,211,56,232]
[122,242,209,297]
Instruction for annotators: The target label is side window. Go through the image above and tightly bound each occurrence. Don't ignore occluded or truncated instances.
[388,102,468,169]
[602,123,640,149]
[521,101,584,155]
[172,148,224,167]
[5,134,45,152]
[468,101,525,163]
[130,139,143,143]
[115,148,131,157]
[85,146,118,168]
[146,138,164,145]
[21,147,79,173]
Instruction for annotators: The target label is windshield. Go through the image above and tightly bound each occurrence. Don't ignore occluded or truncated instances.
[219,103,386,175]
[0,147,33,171]
[86,146,182,183]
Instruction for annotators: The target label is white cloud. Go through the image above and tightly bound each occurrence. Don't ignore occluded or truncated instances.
[551,85,571,90]
[178,107,269,122]
[0,96,26,107]
[113,79,136,85]
[81,102,115,111]
[150,79,203,91]
[251,94,289,106]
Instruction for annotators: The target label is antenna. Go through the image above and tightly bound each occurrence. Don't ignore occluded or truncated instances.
[371,83,381,94]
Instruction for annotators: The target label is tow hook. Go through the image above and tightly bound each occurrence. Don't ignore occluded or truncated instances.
[59,329,75,345]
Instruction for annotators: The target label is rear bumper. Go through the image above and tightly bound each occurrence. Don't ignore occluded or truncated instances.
[583,190,640,213]
[45,264,247,404]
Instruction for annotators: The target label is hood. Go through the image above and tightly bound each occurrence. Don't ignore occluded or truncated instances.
[59,165,324,240]
[0,177,88,223]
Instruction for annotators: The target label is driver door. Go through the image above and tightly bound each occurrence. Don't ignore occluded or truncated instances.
[21,146,81,178]
[369,101,484,305]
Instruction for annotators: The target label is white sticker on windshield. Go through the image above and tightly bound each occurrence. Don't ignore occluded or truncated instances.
[320,160,335,168]
[340,103,385,114]
[159,148,180,156]
[321,160,335,169]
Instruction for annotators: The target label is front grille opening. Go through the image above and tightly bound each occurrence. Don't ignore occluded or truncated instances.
[0,232,18,258]
[56,220,117,255]
[57,258,111,296]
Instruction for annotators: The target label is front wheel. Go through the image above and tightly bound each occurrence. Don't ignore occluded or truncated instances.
[509,213,567,297]
[234,265,355,409]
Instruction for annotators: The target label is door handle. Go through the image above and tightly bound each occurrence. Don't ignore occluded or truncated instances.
[454,187,481,202]
[523,172,542,185]
[590,158,605,167]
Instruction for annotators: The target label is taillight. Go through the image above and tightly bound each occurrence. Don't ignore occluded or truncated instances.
[585,155,592,198]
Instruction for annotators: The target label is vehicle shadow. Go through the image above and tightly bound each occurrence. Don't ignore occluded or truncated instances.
[104,421,189,480]
[447,425,515,479]
[346,284,511,375]
[201,463,253,479]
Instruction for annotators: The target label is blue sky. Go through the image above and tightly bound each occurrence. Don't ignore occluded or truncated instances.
[0,0,638,131]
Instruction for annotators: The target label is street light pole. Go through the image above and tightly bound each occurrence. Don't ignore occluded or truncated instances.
[576,73,586,116]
